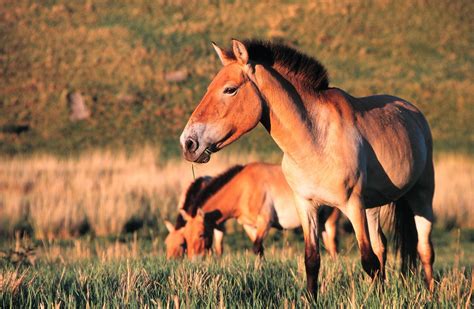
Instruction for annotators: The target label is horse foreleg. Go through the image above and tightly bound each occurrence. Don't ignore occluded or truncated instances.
[366,207,387,280]
[243,224,259,253]
[342,195,381,279]
[294,194,320,298]
[213,229,225,256]
[253,216,270,257]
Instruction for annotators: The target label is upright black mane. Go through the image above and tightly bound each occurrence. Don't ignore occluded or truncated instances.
[175,176,212,229]
[188,165,244,217]
[225,39,329,93]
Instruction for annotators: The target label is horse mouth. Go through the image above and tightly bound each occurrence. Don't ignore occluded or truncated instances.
[194,147,214,164]
[191,132,229,164]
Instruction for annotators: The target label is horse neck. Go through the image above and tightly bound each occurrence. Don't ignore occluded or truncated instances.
[254,65,326,161]
[201,182,238,223]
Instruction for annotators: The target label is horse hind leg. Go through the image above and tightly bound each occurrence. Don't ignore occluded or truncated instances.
[395,160,435,290]
[414,213,435,291]
[322,207,340,258]
[402,186,435,289]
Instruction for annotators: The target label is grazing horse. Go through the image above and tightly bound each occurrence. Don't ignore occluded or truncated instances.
[177,163,341,258]
[164,176,212,259]
[180,39,435,297]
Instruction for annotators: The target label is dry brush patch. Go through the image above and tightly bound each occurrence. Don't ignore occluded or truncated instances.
[433,154,474,229]
[0,148,267,239]
[0,149,472,240]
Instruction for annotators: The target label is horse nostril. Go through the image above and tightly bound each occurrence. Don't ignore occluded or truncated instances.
[185,138,198,153]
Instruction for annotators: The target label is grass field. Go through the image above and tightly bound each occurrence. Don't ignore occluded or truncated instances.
[1,0,473,307]
[0,228,472,307]
[0,150,473,306]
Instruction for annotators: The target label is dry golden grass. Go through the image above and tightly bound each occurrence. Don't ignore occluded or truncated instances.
[0,148,472,239]
[433,154,474,228]
[0,268,29,295]
[0,147,270,239]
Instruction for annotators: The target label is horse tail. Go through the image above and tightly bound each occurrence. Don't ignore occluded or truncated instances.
[391,198,418,274]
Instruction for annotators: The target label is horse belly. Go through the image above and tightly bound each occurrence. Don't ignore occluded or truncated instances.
[273,201,301,229]
[363,125,428,206]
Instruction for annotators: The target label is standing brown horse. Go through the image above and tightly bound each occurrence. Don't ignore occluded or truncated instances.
[180,39,435,297]
[177,163,341,258]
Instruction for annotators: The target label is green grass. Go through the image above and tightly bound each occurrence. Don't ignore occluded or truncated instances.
[0,0,472,157]
[1,229,472,307]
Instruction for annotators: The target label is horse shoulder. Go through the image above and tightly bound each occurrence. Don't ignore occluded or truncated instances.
[232,165,268,225]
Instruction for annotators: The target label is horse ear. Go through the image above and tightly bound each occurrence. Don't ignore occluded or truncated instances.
[212,42,232,66]
[179,209,192,222]
[164,220,175,232]
[196,208,205,218]
[232,39,249,65]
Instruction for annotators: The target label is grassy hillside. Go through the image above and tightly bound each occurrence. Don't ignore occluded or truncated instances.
[0,0,473,156]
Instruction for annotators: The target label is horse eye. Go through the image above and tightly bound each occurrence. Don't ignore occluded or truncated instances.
[223,86,238,95]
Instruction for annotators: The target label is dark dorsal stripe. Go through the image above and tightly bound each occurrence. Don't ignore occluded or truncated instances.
[224,39,329,94]
[175,176,212,229]
[190,165,245,217]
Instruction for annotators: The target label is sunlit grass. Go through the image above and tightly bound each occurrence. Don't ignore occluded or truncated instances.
[0,232,472,307]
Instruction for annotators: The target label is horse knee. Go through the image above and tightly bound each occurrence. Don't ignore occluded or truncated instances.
[253,239,264,256]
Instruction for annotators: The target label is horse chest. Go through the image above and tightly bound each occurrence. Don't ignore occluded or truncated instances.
[281,155,347,206]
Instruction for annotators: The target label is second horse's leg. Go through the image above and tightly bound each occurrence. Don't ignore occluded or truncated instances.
[213,228,225,256]
[252,216,270,256]
[322,207,340,258]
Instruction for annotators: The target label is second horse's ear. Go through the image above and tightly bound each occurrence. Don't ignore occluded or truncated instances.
[212,41,233,66]
[179,209,193,222]
[164,220,175,233]
[196,208,205,218]
[232,39,249,65]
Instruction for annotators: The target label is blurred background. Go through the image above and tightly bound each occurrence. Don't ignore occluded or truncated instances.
[0,0,472,243]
